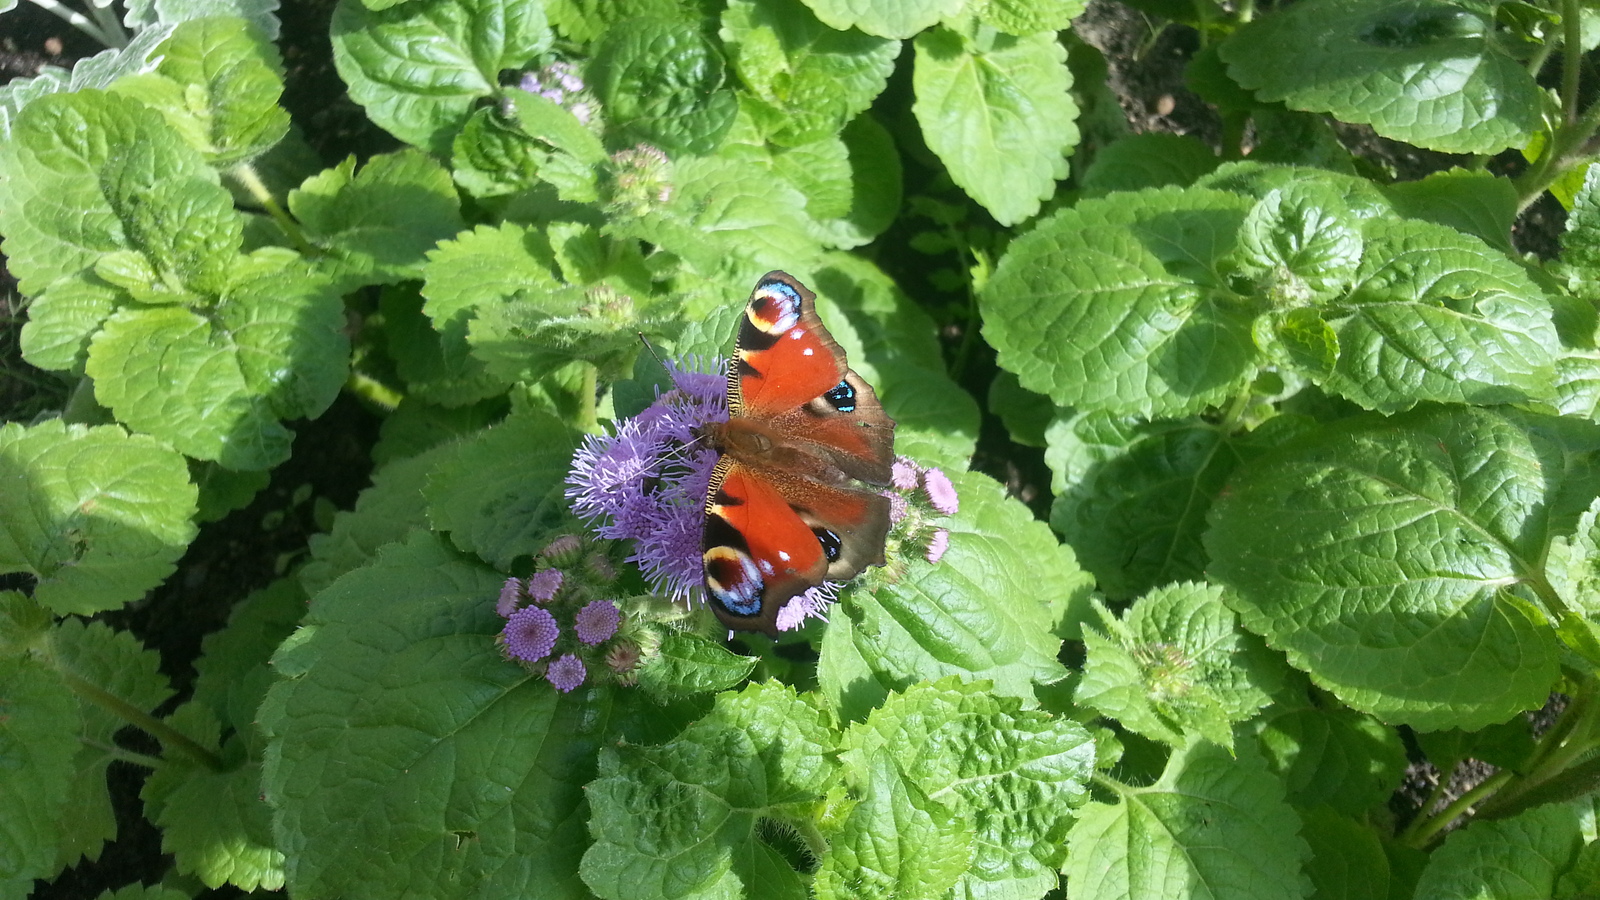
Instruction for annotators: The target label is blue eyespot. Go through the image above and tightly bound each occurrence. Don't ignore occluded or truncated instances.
[823,380,856,412]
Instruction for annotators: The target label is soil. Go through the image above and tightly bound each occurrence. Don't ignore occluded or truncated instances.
[0,0,1577,896]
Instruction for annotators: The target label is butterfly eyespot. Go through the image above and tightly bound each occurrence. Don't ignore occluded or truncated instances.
[823,380,856,413]
[814,527,843,563]
[705,547,765,616]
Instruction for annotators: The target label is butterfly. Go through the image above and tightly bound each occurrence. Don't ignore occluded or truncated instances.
[700,272,897,635]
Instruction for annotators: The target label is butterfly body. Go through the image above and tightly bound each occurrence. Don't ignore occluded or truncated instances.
[701,272,896,634]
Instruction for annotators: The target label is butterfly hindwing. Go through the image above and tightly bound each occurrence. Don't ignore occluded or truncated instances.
[701,271,898,634]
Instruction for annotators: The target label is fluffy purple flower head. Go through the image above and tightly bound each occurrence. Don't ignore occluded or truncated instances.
[922,467,959,516]
[566,362,727,604]
[575,599,621,644]
[926,529,950,564]
[775,583,840,632]
[503,606,559,662]
[497,577,523,618]
[527,568,564,602]
[547,653,587,692]
[891,458,920,491]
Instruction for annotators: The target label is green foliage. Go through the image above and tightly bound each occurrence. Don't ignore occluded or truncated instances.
[5,0,1600,896]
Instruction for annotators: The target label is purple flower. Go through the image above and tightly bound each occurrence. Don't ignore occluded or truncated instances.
[775,583,839,632]
[886,491,909,524]
[566,363,728,604]
[891,458,920,490]
[575,599,621,644]
[496,577,523,617]
[926,529,950,564]
[547,653,587,692]
[527,569,564,602]
[922,468,959,516]
[503,606,559,662]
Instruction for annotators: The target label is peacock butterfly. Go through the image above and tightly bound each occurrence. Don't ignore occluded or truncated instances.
[701,272,897,635]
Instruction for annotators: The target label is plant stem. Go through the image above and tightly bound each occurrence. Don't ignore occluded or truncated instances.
[230,162,317,256]
[59,670,225,771]
[24,0,122,47]
[1396,769,1452,844]
[578,363,599,433]
[1406,768,1515,847]
[1512,97,1600,212]
[1564,0,1583,127]
[346,369,403,412]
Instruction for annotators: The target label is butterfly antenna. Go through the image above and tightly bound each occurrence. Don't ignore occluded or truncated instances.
[637,332,672,378]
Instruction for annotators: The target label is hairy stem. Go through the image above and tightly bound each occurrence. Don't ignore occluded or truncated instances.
[60,670,224,771]
[230,162,317,256]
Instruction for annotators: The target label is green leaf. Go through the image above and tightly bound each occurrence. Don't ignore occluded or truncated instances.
[580,682,837,899]
[721,0,901,146]
[108,17,290,166]
[191,460,270,523]
[1414,802,1582,900]
[0,28,171,142]
[1197,161,1392,221]
[330,0,550,155]
[819,470,1086,720]
[1317,217,1559,413]
[424,408,580,569]
[263,533,599,900]
[839,678,1096,900]
[1550,499,1600,637]
[142,703,284,891]
[636,631,759,698]
[1384,168,1519,254]
[801,0,966,39]
[1079,132,1219,197]
[1232,182,1364,301]
[815,752,971,900]
[988,370,1053,448]
[122,0,281,38]
[1563,163,1600,299]
[17,277,120,373]
[0,88,235,297]
[1206,406,1571,730]
[51,618,175,871]
[0,628,79,890]
[1064,739,1311,900]
[975,0,1085,34]
[981,185,1258,418]
[290,151,466,289]
[87,251,348,471]
[1253,692,1408,816]
[1076,584,1284,749]
[0,421,196,616]
[300,447,445,598]
[589,17,739,157]
[1219,0,1541,154]
[912,25,1077,226]
[421,222,562,371]
[632,151,823,272]
[1047,412,1250,600]
[383,284,510,406]
[1299,807,1391,900]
